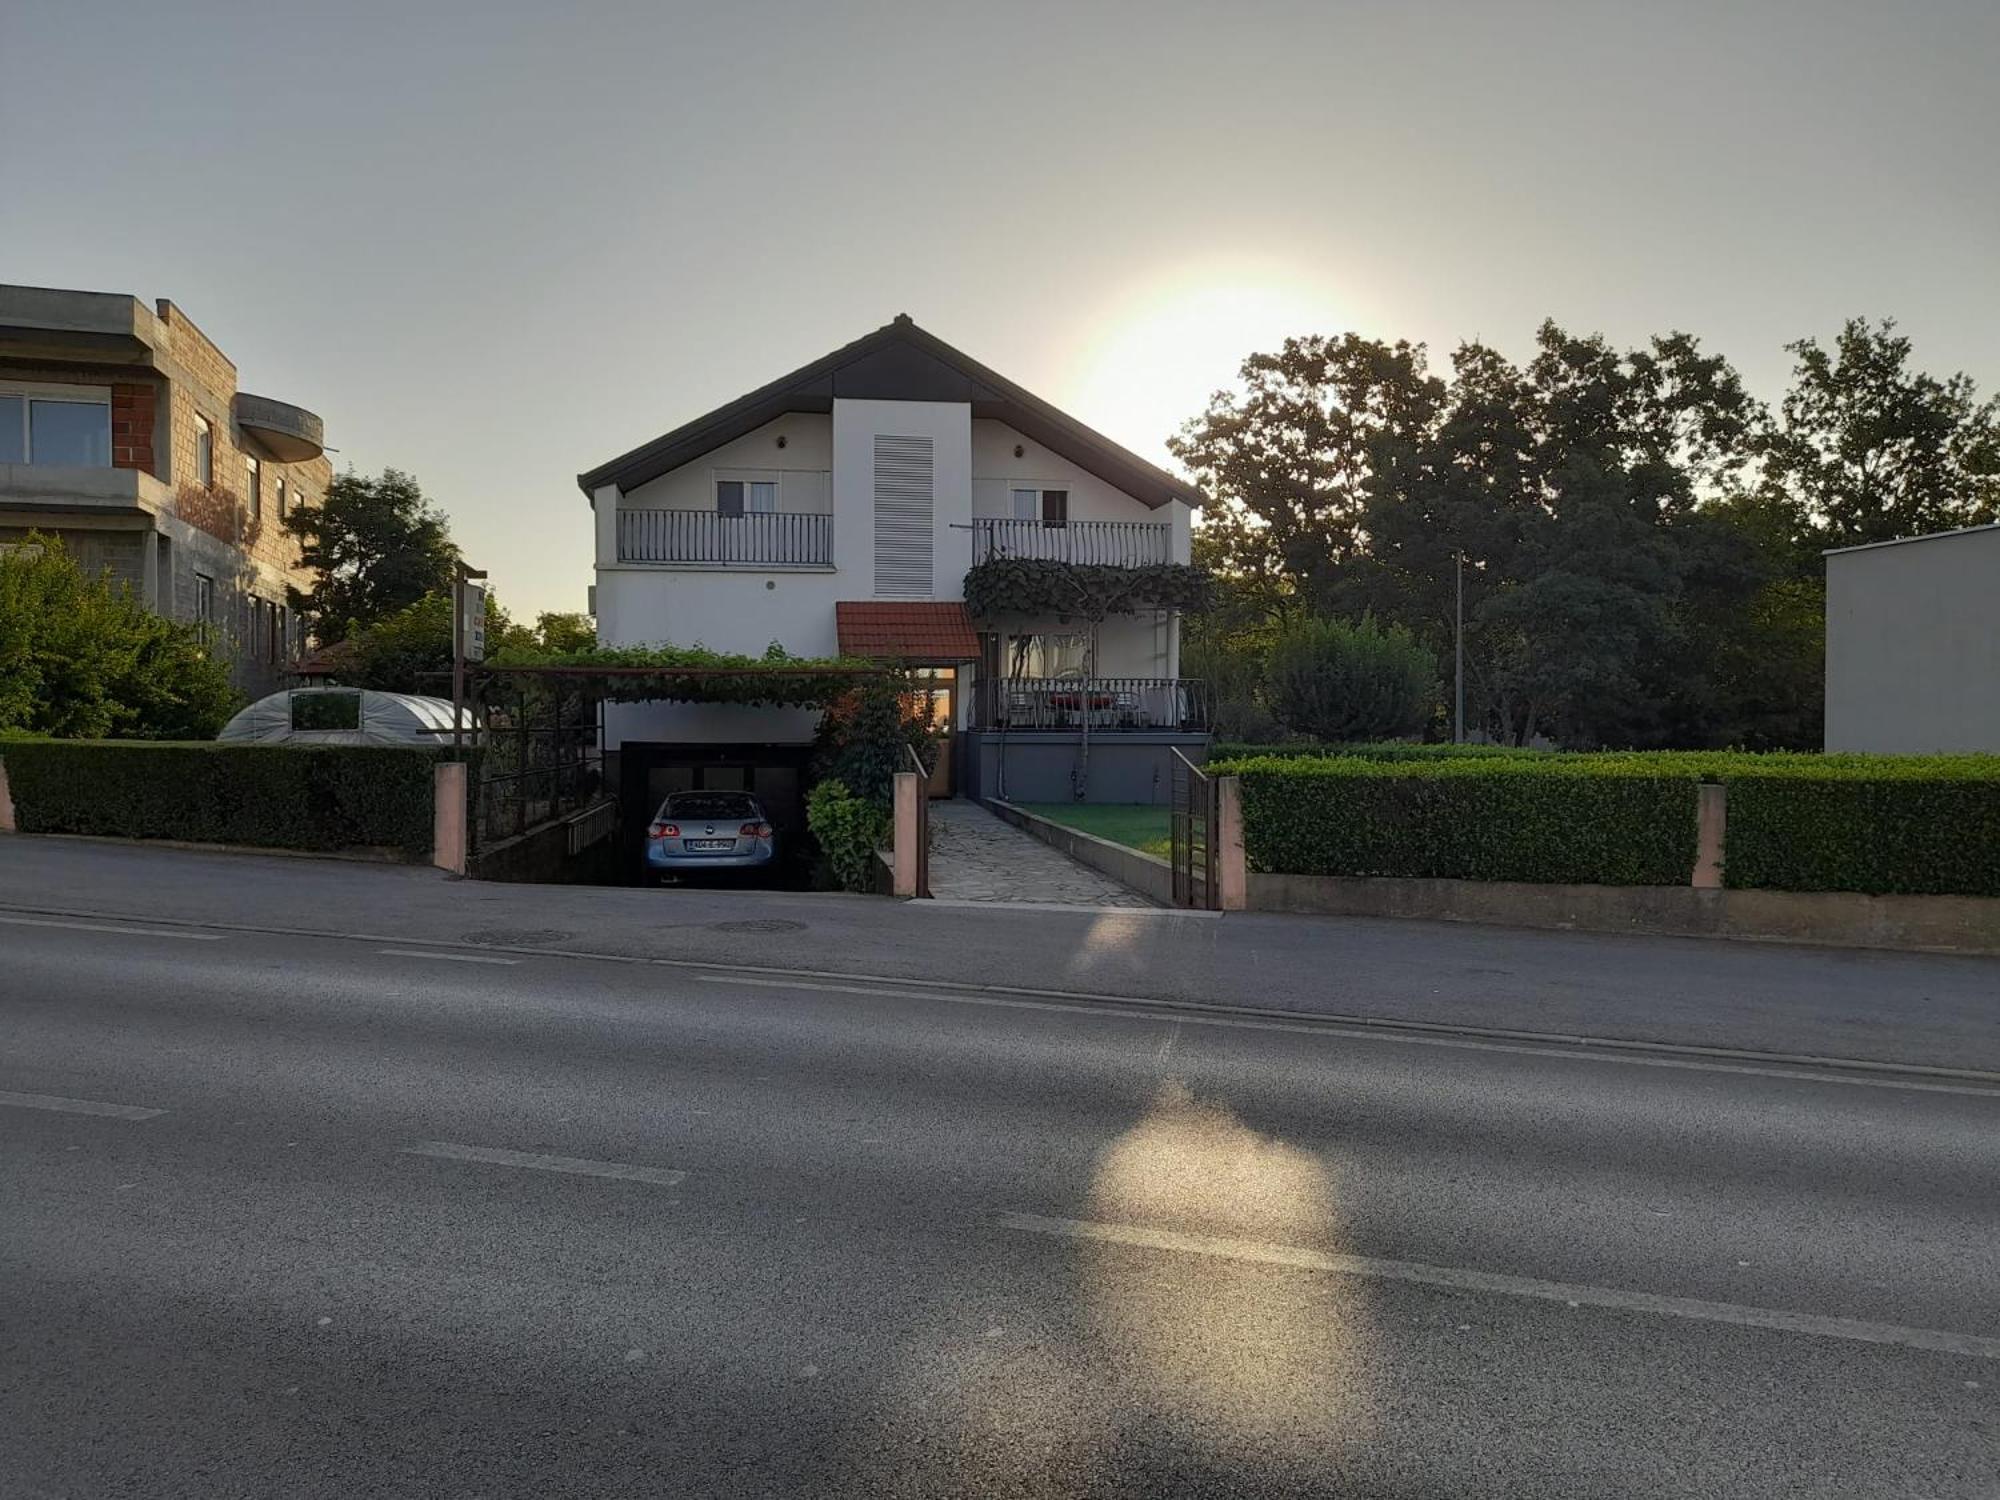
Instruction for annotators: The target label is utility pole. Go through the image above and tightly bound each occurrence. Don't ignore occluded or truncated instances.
[1454,550,1465,744]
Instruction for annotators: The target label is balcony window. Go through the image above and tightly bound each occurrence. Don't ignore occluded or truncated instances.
[245,456,261,521]
[1010,487,1068,525]
[0,386,111,466]
[716,477,778,517]
[195,414,214,486]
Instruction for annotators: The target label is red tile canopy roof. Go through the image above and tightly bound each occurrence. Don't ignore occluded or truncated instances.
[835,601,981,663]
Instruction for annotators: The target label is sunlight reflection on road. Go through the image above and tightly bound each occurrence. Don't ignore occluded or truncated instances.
[1081,1080,1372,1455]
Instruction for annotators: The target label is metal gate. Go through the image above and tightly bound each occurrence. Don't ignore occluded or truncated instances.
[1170,747,1219,910]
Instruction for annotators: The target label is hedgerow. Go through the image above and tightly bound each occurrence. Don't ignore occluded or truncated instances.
[1,740,448,858]
[1221,754,1698,886]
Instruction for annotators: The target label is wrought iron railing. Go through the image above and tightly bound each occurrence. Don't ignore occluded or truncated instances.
[974,676,1209,732]
[618,509,833,565]
[970,518,1170,567]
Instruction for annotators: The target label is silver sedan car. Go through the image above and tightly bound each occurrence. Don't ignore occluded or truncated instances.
[643,791,776,882]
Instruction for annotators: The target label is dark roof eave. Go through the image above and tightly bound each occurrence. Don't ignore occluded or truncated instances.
[575,316,1208,511]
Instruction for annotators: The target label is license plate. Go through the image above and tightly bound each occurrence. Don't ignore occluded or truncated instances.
[685,839,734,851]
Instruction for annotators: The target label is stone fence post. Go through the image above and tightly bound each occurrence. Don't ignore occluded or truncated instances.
[1692,783,1727,890]
[892,771,922,897]
[433,761,468,876]
[1216,775,1247,911]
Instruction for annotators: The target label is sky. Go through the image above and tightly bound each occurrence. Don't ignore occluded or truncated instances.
[4,0,1995,619]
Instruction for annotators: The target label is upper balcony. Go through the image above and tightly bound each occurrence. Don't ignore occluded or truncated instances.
[971,517,1170,567]
[234,393,325,463]
[617,508,832,568]
[0,462,172,516]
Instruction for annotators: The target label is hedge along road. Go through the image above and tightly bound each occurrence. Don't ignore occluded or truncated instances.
[2,838,1998,1073]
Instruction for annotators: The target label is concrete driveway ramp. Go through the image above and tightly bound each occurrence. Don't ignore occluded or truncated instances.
[926,800,1154,908]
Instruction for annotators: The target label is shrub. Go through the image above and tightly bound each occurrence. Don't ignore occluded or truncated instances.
[0,533,238,739]
[1213,740,1539,763]
[806,779,889,892]
[0,740,447,858]
[1223,754,1698,886]
[1718,758,2000,896]
[814,675,936,804]
[1264,616,1439,743]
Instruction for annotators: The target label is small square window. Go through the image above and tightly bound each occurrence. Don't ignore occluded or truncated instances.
[716,479,745,518]
[748,480,777,513]
[1041,489,1069,526]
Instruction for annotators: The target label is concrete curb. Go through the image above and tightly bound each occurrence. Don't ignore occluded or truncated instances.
[1248,872,2000,957]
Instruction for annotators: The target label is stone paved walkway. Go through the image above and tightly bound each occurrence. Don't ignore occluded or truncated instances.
[926,800,1155,907]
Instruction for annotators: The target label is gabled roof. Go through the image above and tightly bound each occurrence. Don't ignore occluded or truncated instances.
[835,601,980,663]
[577,314,1205,511]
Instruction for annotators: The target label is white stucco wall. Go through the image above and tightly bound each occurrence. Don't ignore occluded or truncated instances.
[617,414,832,517]
[1825,525,2000,753]
[833,398,972,601]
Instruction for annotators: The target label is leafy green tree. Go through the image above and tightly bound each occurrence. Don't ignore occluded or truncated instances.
[812,675,935,804]
[532,611,596,653]
[1264,615,1438,743]
[0,535,237,739]
[1760,318,2000,550]
[329,589,531,694]
[285,468,458,644]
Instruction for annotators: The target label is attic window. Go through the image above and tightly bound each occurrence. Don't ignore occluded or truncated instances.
[717,478,777,517]
[1010,487,1068,526]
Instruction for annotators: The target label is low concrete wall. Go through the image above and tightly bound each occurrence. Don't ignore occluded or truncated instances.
[1247,872,2000,955]
[987,800,1173,906]
[966,732,1208,805]
[469,819,622,885]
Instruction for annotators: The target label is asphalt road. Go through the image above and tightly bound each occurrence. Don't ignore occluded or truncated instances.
[4,837,2000,1068]
[3,907,1997,1498]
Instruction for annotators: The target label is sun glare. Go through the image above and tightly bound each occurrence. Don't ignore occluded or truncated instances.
[1067,261,1357,471]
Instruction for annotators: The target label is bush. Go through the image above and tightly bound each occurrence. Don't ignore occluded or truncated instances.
[1264,616,1439,743]
[0,533,238,739]
[1718,758,2000,896]
[1213,740,1540,763]
[0,740,447,858]
[806,779,889,892]
[1223,754,1698,885]
[814,675,937,804]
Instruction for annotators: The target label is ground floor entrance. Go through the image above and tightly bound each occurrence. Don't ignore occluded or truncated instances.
[615,741,816,887]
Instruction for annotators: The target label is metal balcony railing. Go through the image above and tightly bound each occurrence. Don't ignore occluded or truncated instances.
[971,518,1171,567]
[974,677,1209,732]
[618,509,832,566]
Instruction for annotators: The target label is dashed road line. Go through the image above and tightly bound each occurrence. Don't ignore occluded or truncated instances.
[0,1089,166,1121]
[377,948,520,966]
[998,1212,2000,1360]
[0,914,224,941]
[401,1140,685,1185]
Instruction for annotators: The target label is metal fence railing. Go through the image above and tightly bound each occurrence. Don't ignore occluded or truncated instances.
[1170,746,1220,911]
[973,677,1209,732]
[970,517,1170,567]
[904,741,930,898]
[618,509,833,566]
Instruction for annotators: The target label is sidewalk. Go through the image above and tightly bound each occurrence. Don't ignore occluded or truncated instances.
[926,800,1153,907]
[3,835,1998,1070]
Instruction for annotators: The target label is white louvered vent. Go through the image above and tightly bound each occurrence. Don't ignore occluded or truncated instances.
[872,434,934,598]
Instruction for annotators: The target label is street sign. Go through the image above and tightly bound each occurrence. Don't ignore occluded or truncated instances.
[460,579,487,664]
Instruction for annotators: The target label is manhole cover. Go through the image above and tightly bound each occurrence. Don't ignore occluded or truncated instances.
[708,919,807,935]
[460,928,573,947]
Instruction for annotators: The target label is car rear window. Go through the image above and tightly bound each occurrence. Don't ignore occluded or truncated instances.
[661,793,759,820]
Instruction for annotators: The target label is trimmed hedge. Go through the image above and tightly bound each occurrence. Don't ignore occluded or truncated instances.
[1,740,448,859]
[1222,755,1699,886]
[1718,759,2000,897]
[1214,740,1543,763]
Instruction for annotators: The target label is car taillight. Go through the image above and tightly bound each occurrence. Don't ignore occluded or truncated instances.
[740,822,772,838]
[650,823,679,838]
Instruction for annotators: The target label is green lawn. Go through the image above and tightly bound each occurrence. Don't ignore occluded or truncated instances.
[1017,803,1172,859]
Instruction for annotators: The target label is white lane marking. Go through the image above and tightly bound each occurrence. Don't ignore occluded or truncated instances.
[998,1213,2000,1361]
[697,973,2000,1100]
[376,948,520,966]
[402,1140,685,1185]
[0,914,224,942]
[0,1089,165,1121]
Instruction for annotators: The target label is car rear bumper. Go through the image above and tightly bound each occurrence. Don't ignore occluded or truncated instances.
[645,844,775,870]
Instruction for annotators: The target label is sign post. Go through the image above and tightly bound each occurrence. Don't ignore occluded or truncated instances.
[450,564,489,760]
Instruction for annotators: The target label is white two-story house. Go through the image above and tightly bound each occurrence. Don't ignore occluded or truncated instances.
[578,315,1207,815]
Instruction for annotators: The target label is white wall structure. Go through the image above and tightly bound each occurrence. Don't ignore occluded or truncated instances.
[1824,524,2000,753]
[580,317,1207,752]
